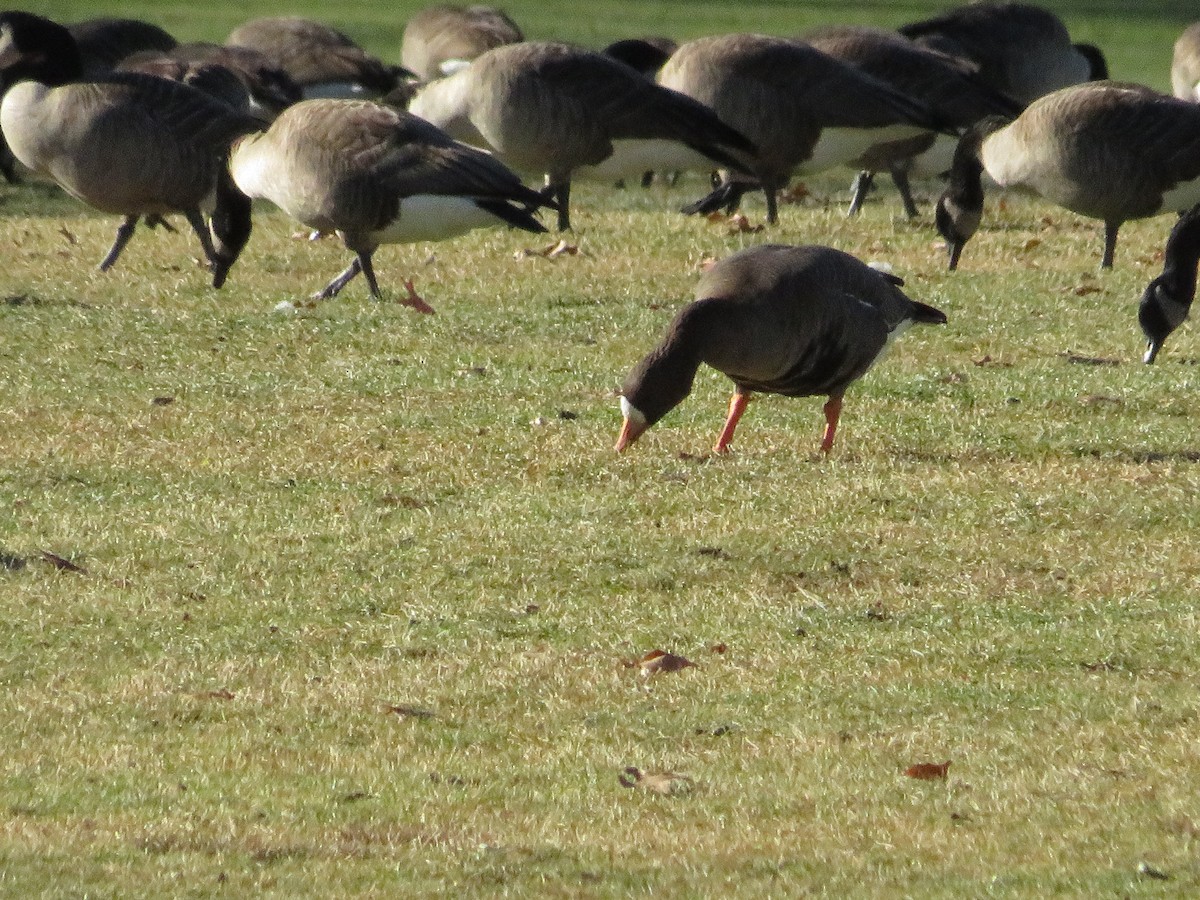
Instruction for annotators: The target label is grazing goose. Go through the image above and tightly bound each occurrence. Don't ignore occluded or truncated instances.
[227,16,407,100]
[1139,205,1200,363]
[407,40,757,230]
[66,17,177,77]
[615,244,947,454]
[118,43,303,120]
[1172,24,1200,102]
[804,25,1021,218]
[936,82,1200,270]
[657,34,944,224]
[400,4,523,80]
[228,98,554,311]
[899,2,1106,105]
[0,11,259,288]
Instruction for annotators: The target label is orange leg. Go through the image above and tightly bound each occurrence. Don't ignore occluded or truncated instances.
[819,394,843,453]
[401,278,436,315]
[714,390,750,453]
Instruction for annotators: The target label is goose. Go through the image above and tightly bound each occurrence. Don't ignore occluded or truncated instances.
[400,4,523,80]
[899,2,1106,105]
[118,43,303,120]
[602,36,677,78]
[226,16,408,100]
[657,34,945,224]
[615,244,947,454]
[228,98,555,311]
[1139,205,1200,363]
[0,11,260,288]
[803,25,1021,218]
[935,82,1200,270]
[66,17,177,77]
[1172,23,1200,102]
[408,41,756,231]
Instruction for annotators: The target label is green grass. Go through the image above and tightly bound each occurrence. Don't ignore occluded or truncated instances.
[4,2,1200,897]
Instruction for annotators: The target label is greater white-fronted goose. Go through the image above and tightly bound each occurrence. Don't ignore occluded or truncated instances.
[804,25,1021,218]
[400,4,523,80]
[226,16,407,100]
[1172,23,1200,102]
[899,2,1106,105]
[228,98,554,311]
[616,244,947,454]
[657,34,944,224]
[1140,205,1200,363]
[0,11,260,288]
[407,40,757,230]
[936,82,1200,270]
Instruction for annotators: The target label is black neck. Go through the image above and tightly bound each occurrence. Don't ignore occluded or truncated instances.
[0,12,83,85]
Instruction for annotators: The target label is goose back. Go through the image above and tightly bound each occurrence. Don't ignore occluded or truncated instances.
[400,4,523,80]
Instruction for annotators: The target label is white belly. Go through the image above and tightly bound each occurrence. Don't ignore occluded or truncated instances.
[575,139,715,181]
[372,194,502,243]
[802,124,928,174]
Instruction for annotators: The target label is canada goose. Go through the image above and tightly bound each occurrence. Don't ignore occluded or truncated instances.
[1172,23,1200,102]
[228,98,554,311]
[936,82,1200,270]
[1139,205,1200,363]
[657,34,944,224]
[66,17,177,77]
[407,41,757,230]
[226,17,408,100]
[615,244,947,454]
[0,11,259,288]
[899,2,1106,106]
[400,4,523,80]
[803,25,1021,218]
[602,36,677,77]
[118,43,303,119]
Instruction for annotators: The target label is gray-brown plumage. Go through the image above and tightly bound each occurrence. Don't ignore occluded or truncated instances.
[936,82,1200,270]
[616,244,947,454]
[118,43,302,119]
[1172,23,1200,102]
[899,2,1106,105]
[658,34,944,224]
[400,4,523,80]
[804,25,1021,217]
[228,98,555,311]
[0,11,259,287]
[408,40,757,230]
[226,16,407,99]
[66,17,177,77]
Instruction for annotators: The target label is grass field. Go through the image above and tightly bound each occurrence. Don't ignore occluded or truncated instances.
[3,2,1200,897]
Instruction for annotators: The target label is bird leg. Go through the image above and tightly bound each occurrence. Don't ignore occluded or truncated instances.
[820,394,844,454]
[714,390,750,454]
[847,170,874,217]
[1101,221,1118,269]
[399,278,435,315]
[99,215,140,271]
[889,165,919,220]
[143,214,177,233]
[313,256,363,300]
[551,179,572,231]
[183,208,221,275]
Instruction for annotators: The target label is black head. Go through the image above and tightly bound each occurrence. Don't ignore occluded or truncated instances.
[208,168,253,289]
[0,11,81,84]
[1138,277,1190,364]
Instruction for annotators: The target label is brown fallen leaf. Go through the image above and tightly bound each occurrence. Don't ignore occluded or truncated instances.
[638,649,696,677]
[972,354,1013,368]
[905,760,951,780]
[39,551,88,575]
[195,689,235,701]
[1062,352,1120,366]
[779,182,810,204]
[151,396,175,406]
[384,704,435,719]
[58,226,77,245]
[618,766,695,795]
[1022,238,1042,252]
[726,213,763,233]
[1071,283,1103,296]
[709,642,727,654]
[515,239,582,259]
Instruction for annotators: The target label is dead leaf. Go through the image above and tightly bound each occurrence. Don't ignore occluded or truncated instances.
[151,396,175,406]
[58,226,77,245]
[618,766,695,795]
[972,354,1012,368]
[638,649,696,677]
[1062,352,1120,366]
[195,689,235,701]
[696,546,730,559]
[779,183,810,204]
[1071,283,1103,296]
[939,372,968,384]
[378,493,428,509]
[726,213,763,233]
[385,704,435,719]
[1022,238,1042,252]
[516,239,582,259]
[905,760,951,780]
[1079,394,1122,406]
[39,551,87,574]
[709,643,727,654]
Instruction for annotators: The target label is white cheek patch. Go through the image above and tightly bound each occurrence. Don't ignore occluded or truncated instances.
[620,396,647,427]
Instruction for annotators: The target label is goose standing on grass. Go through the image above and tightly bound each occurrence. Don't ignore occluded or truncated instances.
[0,11,260,288]
[227,16,408,100]
[657,34,946,224]
[936,82,1200,271]
[1139,205,1200,363]
[228,98,555,312]
[407,41,757,231]
[803,25,1022,218]
[899,2,1106,105]
[1172,24,1200,102]
[615,244,947,455]
[400,4,523,81]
